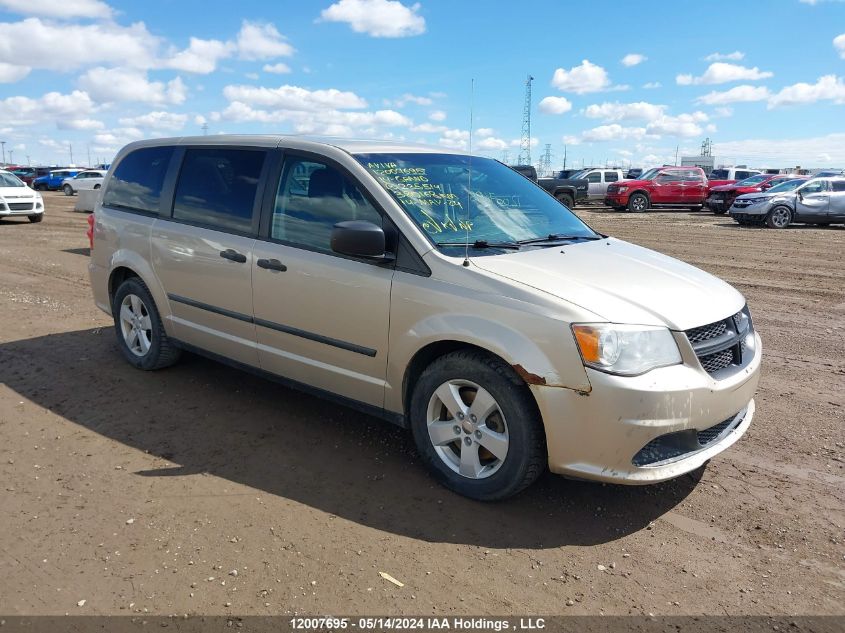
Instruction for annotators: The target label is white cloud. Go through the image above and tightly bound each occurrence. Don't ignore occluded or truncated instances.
[79,67,187,105]
[319,0,426,38]
[236,20,294,60]
[0,0,113,19]
[56,118,104,130]
[0,90,95,128]
[677,62,773,85]
[583,101,666,122]
[696,85,771,105]
[704,51,744,62]
[646,111,709,137]
[476,136,509,151]
[0,18,159,71]
[714,107,734,117]
[263,62,292,74]
[581,125,647,142]
[643,81,662,89]
[711,133,845,166]
[410,122,447,133]
[428,110,446,121]
[767,74,845,108]
[387,93,433,107]
[165,37,234,74]
[835,33,845,59]
[551,60,612,94]
[222,83,367,110]
[621,53,646,67]
[538,96,572,114]
[0,61,30,82]
[119,111,188,131]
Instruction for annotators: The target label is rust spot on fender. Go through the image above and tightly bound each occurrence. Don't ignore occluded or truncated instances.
[512,364,547,386]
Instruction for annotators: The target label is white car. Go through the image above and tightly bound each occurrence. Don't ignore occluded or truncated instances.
[0,169,45,223]
[62,170,107,196]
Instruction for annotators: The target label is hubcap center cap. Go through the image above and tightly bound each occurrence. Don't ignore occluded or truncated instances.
[461,420,474,435]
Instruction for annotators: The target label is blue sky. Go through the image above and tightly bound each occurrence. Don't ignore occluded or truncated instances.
[1,0,844,169]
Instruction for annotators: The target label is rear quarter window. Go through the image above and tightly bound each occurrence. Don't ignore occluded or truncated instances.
[103,146,175,214]
[831,181,845,192]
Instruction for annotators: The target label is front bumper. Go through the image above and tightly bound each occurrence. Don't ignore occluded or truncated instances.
[604,194,628,206]
[532,332,762,484]
[0,201,43,216]
[729,203,769,218]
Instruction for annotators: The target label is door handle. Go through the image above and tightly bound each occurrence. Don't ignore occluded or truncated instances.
[256,258,287,272]
[219,249,247,263]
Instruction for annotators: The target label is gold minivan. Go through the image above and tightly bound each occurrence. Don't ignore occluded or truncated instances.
[89,136,762,500]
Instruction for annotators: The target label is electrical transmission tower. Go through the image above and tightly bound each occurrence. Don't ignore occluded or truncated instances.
[501,149,510,165]
[538,144,552,176]
[518,74,534,166]
[700,137,712,156]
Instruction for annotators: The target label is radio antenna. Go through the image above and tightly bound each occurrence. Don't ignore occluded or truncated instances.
[463,78,474,267]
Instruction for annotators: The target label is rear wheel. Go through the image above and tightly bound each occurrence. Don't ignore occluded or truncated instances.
[689,205,703,212]
[34,183,45,191]
[627,193,649,213]
[112,277,181,370]
[410,350,546,500]
[28,214,43,223]
[62,184,74,196]
[556,192,574,209]
[765,206,791,229]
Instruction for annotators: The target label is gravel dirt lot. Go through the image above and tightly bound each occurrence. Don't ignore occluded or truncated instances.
[0,193,843,617]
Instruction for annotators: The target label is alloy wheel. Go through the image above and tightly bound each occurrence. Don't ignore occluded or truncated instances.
[119,293,153,357]
[426,379,509,479]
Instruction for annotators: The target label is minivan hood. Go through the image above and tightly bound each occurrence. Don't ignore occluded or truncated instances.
[472,238,745,331]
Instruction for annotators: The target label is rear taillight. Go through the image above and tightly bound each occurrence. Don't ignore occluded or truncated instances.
[86,213,94,251]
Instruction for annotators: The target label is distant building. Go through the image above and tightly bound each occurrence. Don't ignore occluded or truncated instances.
[681,155,715,174]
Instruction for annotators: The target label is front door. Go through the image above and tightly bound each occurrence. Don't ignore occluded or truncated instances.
[251,154,393,407]
[794,180,830,222]
[151,146,268,367]
[652,171,684,204]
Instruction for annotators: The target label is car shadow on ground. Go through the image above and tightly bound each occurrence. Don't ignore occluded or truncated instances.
[1,328,703,549]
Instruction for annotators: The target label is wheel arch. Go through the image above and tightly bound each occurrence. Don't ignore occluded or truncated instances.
[104,251,173,326]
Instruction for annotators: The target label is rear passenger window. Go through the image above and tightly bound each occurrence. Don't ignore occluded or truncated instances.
[604,171,618,182]
[831,181,845,192]
[173,148,266,234]
[271,157,382,252]
[103,147,174,214]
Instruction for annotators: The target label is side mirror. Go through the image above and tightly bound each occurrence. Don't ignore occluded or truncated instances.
[330,220,394,262]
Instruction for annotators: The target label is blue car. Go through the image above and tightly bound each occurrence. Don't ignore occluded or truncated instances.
[32,168,81,191]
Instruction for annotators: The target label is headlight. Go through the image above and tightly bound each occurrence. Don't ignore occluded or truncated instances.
[572,324,682,376]
[617,186,628,193]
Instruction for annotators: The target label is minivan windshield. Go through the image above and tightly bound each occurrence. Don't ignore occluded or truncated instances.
[356,153,599,253]
[0,172,25,187]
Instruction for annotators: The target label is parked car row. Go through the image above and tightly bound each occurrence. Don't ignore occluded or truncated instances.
[728,177,845,228]
[705,173,802,214]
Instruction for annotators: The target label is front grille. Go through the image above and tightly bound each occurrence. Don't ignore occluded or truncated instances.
[699,347,735,373]
[632,410,744,467]
[607,185,618,194]
[684,307,753,377]
[686,320,726,344]
[8,202,34,211]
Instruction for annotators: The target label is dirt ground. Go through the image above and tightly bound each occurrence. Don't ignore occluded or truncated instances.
[0,193,843,617]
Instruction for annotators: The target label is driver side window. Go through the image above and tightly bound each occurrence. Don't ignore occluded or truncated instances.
[800,181,828,195]
[272,158,382,252]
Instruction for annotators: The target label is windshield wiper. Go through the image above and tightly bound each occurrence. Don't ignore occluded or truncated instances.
[517,234,604,245]
[436,239,521,250]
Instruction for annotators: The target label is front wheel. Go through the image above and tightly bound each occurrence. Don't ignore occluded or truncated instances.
[410,350,546,500]
[627,193,649,213]
[556,192,574,209]
[112,277,181,370]
[765,206,792,229]
[28,214,43,223]
[62,184,74,196]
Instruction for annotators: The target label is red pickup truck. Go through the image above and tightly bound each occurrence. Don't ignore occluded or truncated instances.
[705,174,800,214]
[604,166,708,212]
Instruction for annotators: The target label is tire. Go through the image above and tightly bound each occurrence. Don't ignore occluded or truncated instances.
[765,206,792,229]
[409,350,546,500]
[556,192,574,209]
[34,183,45,191]
[62,184,74,196]
[28,214,43,223]
[93,184,101,190]
[112,277,181,370]
[627,193,649,213]
[689,205,703,212]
